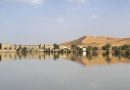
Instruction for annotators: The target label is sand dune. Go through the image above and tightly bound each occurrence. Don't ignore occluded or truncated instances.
[62,35,130,48]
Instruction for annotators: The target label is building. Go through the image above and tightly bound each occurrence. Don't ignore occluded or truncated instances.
[0,43,54,52]
[0,43,12,50]
[78,46,87,52]
[82,47,87,52]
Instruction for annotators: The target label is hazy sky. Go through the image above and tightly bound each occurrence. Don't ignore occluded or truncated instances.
[0,0,130,44]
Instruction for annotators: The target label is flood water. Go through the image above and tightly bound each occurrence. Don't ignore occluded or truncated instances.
[0,52,130,90]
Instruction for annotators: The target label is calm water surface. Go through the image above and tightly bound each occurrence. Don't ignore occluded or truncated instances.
[0,52,130,90]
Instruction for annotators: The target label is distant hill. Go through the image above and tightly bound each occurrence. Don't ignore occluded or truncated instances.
[61,35,130,48]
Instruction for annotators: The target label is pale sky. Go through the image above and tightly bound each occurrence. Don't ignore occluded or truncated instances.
[0,0,130,44]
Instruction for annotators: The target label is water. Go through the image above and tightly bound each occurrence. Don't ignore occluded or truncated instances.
[0,52,130,90]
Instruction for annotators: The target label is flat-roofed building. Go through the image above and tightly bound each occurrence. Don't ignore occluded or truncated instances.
[0,43,54,52]
[0,43,11,50]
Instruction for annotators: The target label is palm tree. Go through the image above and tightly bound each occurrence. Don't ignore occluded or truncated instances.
[87,46,92,53]
[93,47,98,52]
[53,43,60,50]
[16,45,22,52]
[120,44,130,50]
[71,44,77,52]
[102,44,111,50]
[21,47,27,57]
[112,46,119,51]
[21,47,27,52]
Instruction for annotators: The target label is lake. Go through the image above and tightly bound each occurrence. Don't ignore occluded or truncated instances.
[0,52,130,90]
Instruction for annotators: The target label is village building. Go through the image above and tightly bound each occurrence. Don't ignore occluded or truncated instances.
[78,46,87,52]
[0,43,54,52]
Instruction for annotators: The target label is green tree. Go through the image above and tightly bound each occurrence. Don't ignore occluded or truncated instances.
[71,44,77,49]
[102,50,110,57]
[21,47,27,57]
[102,44,111,50]
[120,44,130,50]
[21,47,27,52]
[16,45,22,52]
[112,46,119,51]
[87,46,92,52]
[71,44,78,51]
[93,47,98,52]
[53,43,60,50]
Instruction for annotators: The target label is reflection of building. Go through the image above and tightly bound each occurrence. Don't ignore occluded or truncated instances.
[0,55,1,61]
[0,52,130,66]
[0,52,54,61]
[0,52,17,60]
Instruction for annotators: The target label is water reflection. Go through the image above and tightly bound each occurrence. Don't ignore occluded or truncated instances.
[0,52,130,66]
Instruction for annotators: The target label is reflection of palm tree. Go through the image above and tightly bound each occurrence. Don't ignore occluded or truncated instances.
[112,50,121,59]
[86,53,93,60]
[125,51,130,57]
[17,52,22,59]
[93,52,98,57]
[21,52,27,58]
[124,51,130,59]
[92,47,98,56]
[70,56,77,61]
[1,51,130,66]
[53,52,60,60]
[105,56,111,63]
[102,51,111,63]
[0,55,1,61]
[102,50,110,57]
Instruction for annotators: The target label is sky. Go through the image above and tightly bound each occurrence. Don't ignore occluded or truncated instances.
[0,0,130,44]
